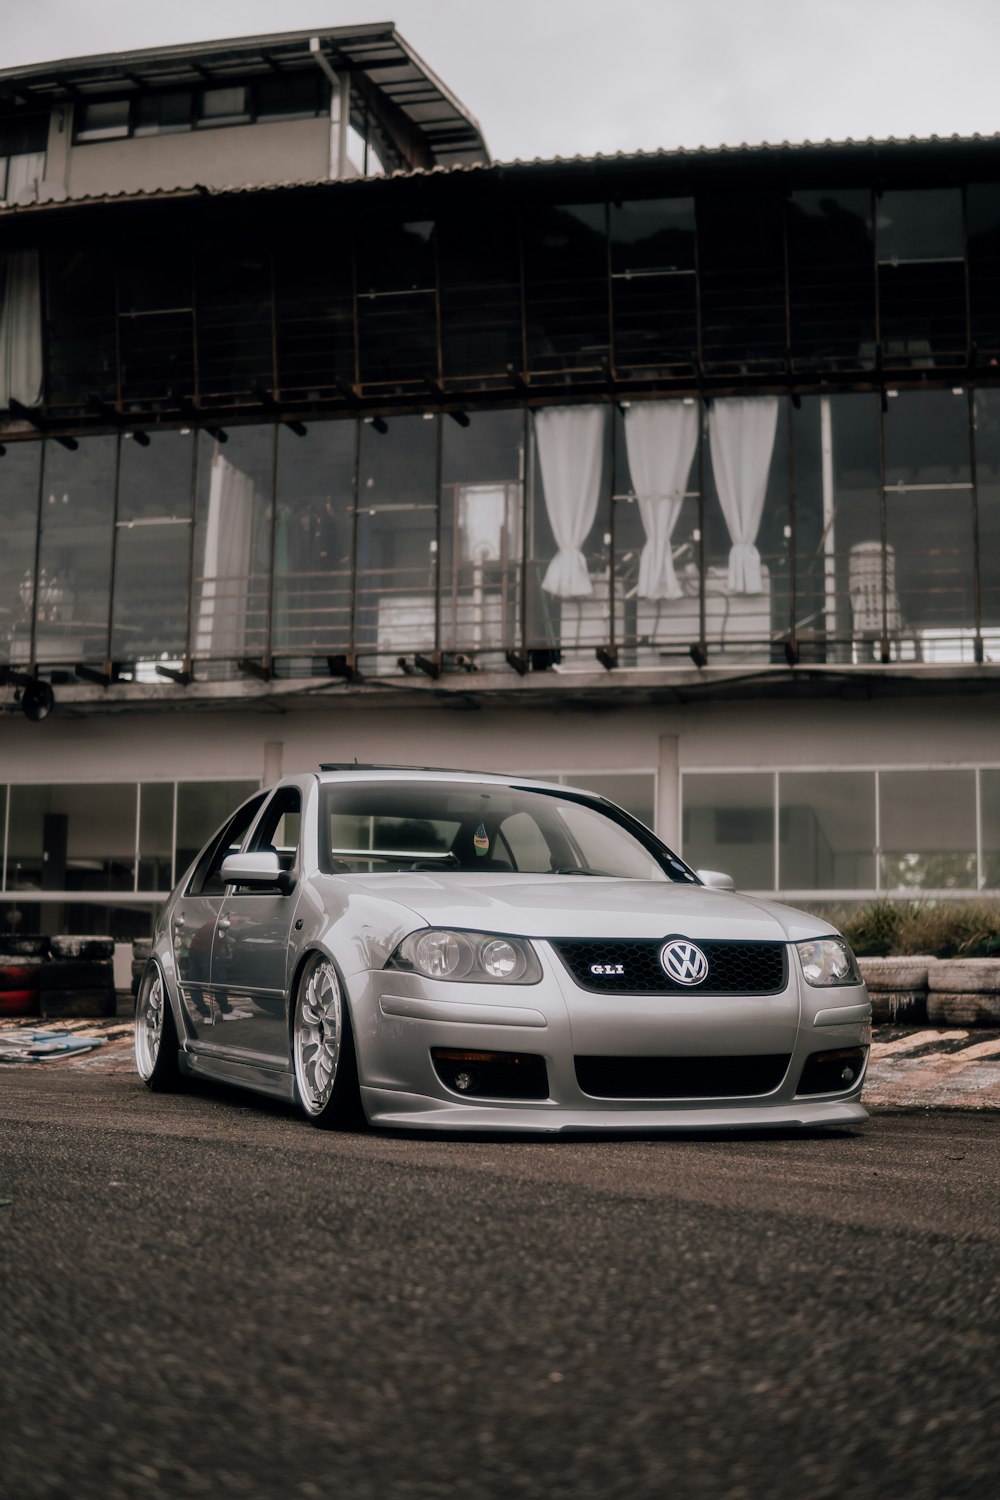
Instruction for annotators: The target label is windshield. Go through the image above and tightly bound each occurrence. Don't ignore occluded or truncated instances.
[318,781,697,882]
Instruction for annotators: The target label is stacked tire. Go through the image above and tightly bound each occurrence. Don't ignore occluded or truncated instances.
[39,936,117,1018]
[132,938,152,998]
[0,936,49,1017]
[856,956,934,1024]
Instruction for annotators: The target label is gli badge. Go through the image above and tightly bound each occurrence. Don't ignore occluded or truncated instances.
[660,939,709,986]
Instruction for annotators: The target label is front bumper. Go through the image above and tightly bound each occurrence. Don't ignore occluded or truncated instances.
[349,940,871,1133]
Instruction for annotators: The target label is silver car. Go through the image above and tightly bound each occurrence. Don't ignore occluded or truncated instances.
[135,767,871,1131]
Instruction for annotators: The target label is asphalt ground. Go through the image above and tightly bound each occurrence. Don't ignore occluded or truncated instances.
[2,1028,999,1500]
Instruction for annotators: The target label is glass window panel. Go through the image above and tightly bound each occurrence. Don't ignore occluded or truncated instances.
[76,99,130,142]
[0,115,49,156]
[195,248,272,397]
[563,773,656,832]
[133,90,193,136]
[787,188,875,368]
[438,206,522,382]
[974,389,1000,638]
[879,769,976,890]
[254,73,322,119]
[526,405,611,656]
[613,401,701,665]
[883,391,974,652]
[274,232,354,395]
[355,220,437,387]
[877,189,964,263]
[355,415,438,656]
[139,783,174,891]
[779,772,876,890]
[176,781,260,880]
[7,783,137,893]
[117,238,194,402]
[967,183,1000,353]
[45,250,117,409]
[702,396,790,662]
[357,218,436,295]
[35,435,116,664]
[273,421,355,657]
[682,773,774,891]
[698,191,786,370]
[440,410,523,662]
[112,430,194,664]
[610,198,696,377]
[979,770,1000,887]
[877,189,966,366]
[524,203,609,377]
[0,442,41,668]
[191,427,274,660]
[792,393,882,664]
[198,87,250,126]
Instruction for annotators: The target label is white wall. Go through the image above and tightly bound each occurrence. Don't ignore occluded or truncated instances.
[1,691,998,837]
[60,115,330,197]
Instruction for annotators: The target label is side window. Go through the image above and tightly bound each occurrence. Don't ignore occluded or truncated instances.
[497,811,553,873]
[248,788,302,874]
[187,794,267,897]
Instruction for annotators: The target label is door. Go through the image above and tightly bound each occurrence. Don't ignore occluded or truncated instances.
[171,793,267,1043]
[212,785,303,1065]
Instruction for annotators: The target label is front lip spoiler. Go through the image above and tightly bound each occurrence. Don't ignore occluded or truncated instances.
[360,1087,868,1134]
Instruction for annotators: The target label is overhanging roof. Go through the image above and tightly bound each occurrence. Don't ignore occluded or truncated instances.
[0,23,490,168]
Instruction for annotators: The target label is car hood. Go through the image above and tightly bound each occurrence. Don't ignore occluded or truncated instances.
[333,873,837,943]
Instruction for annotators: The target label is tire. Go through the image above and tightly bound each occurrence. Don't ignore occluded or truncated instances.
[134,963,182,1091]
[0,961,44,990]
[41,988,117,1019]
[1,936,50,958]
[38,960,115,991]
[291,954,363,1130]
[50,936,115,961]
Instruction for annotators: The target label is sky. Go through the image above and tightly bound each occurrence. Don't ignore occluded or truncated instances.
[5,0,1000,162]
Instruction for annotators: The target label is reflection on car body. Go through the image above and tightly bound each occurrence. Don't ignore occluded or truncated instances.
[135,766,871,1132]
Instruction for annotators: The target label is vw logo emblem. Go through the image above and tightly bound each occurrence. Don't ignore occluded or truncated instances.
[660,939,709,986]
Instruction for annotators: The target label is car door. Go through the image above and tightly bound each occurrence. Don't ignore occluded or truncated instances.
[170,793,267,1043]
[211,784,304,1064]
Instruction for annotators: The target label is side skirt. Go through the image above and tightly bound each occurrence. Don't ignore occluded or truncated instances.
[179,1047,297,1102]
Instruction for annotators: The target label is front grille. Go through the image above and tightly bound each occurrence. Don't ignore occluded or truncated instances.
[550,938,787,995]
[575,1054,790,1099]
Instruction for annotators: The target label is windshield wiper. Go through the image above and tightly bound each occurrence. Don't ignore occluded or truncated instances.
[550,866,611,877]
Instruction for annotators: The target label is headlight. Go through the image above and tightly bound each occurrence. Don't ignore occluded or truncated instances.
[387,929,542,984]
[795,937,861,987]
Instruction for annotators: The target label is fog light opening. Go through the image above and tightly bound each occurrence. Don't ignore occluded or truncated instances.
[431,1047,549,1101]
[796,1046,868,1097]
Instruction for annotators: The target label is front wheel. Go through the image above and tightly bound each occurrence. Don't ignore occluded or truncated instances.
[292,955,363,1129]
[135,962,182,1091]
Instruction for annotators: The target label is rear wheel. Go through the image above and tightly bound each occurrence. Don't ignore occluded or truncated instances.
[292,955,363,1129]
[134,963,182,1091]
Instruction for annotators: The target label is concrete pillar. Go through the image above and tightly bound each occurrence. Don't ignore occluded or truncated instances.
[656,734,680,849]
[263,741,283,786]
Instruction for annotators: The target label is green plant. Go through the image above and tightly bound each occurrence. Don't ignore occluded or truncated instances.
[811,900,1000,958]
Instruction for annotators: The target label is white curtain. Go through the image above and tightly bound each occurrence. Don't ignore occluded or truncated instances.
[194,445,255,657]
[0,250,43,409]
[624,400,698,600]
[708,396,779,594]
[535,404,607,598]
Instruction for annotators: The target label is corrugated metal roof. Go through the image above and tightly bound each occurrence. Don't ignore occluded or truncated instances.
[2,129,998,219]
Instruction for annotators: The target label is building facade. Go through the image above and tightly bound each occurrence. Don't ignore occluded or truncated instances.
[3,26,1000,941]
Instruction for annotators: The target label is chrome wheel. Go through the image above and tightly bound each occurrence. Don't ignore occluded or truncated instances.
[135,966,165,1079]
[294,959,344,1116]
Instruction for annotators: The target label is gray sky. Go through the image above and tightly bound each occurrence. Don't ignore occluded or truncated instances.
[6,0,1000,162]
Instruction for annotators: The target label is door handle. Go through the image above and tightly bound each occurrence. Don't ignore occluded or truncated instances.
[217,916,231,932]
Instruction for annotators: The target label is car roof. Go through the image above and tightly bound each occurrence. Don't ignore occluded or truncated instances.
[313,762,587,798]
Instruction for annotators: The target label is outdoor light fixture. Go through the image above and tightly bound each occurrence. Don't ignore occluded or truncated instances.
[1,667,55,722]
[128,430,151,447]
[370,416,389,435]
[784,639,800,666]
[0,443,5,455]
[286,421,308,437]
[689,642,708,668]
[447,410,470,428]
[206,426,229,443]
[53,436,79,452]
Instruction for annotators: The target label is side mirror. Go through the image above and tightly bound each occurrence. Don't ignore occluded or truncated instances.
[220,852,293,893]
[696,868,736,892]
